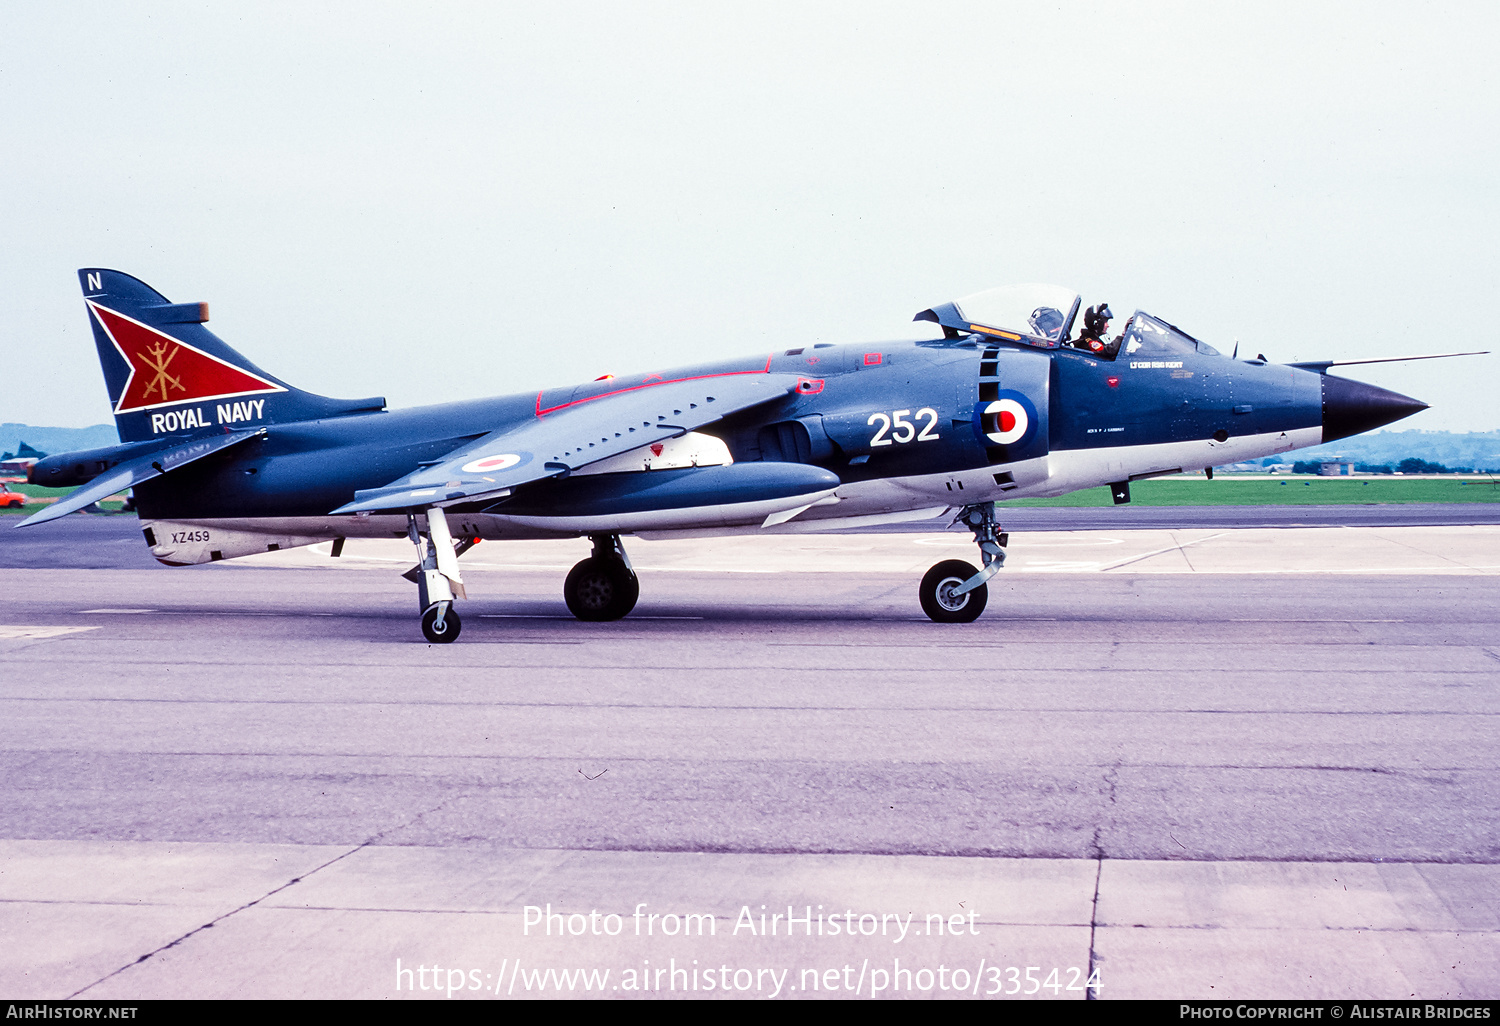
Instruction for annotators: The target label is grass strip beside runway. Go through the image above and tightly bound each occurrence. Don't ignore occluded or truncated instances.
[3,476,1499,516]
[1006,476,1500,506]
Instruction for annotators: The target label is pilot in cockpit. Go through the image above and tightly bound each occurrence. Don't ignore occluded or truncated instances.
[1028,306,1066,341]
[1072,303,1117,357]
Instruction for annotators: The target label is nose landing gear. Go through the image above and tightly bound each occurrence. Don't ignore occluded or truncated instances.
[919,502,1007,623]
[564,533,639,621]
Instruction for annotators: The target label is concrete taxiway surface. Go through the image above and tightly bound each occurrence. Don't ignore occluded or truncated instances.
[7,503,1500,569]
[0,525,1496,999]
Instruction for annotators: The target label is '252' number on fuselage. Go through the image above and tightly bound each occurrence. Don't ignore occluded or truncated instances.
[868,408,940,447]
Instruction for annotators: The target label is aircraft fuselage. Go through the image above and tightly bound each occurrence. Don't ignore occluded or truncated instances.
[126,330,1326,548]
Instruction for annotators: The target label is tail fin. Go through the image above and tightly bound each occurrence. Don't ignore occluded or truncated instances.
[79,269,385,443]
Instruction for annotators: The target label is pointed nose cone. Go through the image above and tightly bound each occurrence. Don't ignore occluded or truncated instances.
[1321,374,1428,443]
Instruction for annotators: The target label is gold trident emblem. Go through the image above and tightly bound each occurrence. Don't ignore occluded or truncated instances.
[141,340,186,402]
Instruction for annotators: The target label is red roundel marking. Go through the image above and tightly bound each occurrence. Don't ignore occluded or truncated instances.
[461,453,522,474]
[984,398,1029,445]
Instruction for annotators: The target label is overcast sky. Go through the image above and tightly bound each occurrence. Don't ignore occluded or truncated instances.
[2,2,1496,431]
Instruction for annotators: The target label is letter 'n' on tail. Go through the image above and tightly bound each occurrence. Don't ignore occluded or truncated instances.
[80,269,385,442]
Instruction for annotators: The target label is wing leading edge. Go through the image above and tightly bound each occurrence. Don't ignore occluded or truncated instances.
[332,373,802,515]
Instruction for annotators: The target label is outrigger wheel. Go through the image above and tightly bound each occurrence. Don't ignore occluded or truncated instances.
[408,507,467,644]
[421,602,462,643]
[563,533,640,622]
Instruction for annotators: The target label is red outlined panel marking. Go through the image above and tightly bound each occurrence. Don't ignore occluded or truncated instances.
[534,355,777,416]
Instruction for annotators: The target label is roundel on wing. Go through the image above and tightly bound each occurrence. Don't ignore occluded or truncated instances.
[461,452,528,474]
[978,391,1038,448]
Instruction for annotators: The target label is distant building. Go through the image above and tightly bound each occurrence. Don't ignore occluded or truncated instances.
[0,441,46,478]
[1319,461,1354,476]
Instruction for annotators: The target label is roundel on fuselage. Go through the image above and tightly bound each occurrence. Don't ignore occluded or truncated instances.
[976,390,1038,449]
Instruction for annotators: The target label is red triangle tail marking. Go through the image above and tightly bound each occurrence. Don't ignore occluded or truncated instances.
[91,304,284,414]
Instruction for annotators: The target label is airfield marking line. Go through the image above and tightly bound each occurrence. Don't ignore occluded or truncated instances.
[3,701,1494,715]
[0,625,100,639]
[12,751,1497,769]
[8,660,1488,678]
[478,613,704,619]
[1096,532,1228,572]
[0,898,175,908]
[1100,565,1500,574]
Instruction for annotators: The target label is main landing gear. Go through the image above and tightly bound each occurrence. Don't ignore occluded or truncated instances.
[919,501,1008,623]
[564,533,639,622]
[405,507,471,643]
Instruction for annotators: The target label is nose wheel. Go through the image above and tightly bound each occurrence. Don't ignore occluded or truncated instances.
[920,560,988,623]
[920,502,1006,624]
[564,534,639,621]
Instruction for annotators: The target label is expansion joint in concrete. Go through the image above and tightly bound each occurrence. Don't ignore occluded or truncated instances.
[66,800,455,999]
[1085,851,1103,1002]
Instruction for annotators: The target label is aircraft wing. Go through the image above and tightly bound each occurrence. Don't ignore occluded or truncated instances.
[15,428,266,528]
[332,373,802,515]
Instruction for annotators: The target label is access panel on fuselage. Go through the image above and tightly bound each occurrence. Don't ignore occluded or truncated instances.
[809,345,994,480]
[1053,325,1207,450]
[973,345,1050,466]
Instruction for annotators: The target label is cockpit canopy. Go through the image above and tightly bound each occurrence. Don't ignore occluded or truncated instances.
[916,285,1223,362]
[1120,313,1221,360]
[916,284,1081,347]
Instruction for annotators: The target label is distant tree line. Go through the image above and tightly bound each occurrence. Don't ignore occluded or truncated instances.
[1288,458,1498,474]
[1276,430,1500,469]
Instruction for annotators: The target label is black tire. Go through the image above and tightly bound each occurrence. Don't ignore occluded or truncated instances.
[618,565,640,617]
[564,556,638,621]
[919,559,987,623]
[421,603,462,643]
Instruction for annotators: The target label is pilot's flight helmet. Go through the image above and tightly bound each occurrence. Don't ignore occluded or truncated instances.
[1084,303,1114,335]
[1028,306,1065,339]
